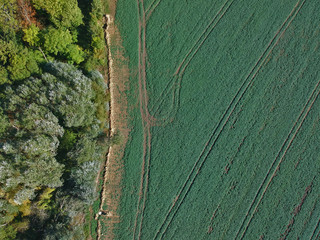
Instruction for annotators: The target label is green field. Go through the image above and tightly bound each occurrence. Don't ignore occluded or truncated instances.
[111,0,320,239]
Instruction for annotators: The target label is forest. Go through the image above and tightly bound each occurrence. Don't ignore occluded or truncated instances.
[0,0,110,239]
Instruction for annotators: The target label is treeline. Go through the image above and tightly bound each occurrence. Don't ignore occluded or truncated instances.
[0,0,107,85]
[0,0,110,239]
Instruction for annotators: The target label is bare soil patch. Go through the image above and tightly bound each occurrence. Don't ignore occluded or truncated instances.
[97,1,130,239]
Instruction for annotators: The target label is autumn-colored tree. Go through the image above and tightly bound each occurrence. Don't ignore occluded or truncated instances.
[17,0,38,28]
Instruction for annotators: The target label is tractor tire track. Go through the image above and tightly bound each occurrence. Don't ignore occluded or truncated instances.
[132,0,146,238]
[233,1,309,239]
[238,82,320,240]
[316,231,320,240]
[297,194,320,239]
[235,78,319,240]
[176,0,234,77]
[157,0,233,121]
[147,0,218,117]
[138,0,154,236]
[146,0,163,20]
[152,0,301,119]
[150,0,234,118]
[152,1,305,238]
[279,181,313,240]
[132,0,153,239]
[310,216,320,240]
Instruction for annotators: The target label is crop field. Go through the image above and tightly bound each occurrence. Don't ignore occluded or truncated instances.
[110,0,320,239]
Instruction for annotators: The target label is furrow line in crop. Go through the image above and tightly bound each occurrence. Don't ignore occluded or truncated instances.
[152,1,304,238]
[310,216,320,240]
[238,82,320,240]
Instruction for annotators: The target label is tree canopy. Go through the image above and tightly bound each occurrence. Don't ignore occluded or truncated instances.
[0,0,110,238]
[0,62,109,239]
[31,0,83,28]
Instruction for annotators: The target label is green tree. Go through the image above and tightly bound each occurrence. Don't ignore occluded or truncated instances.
[44,62,96,127]
[31,0,83,28]
[0,66,9,85]
[0,62,108,238]
[42,27,73,55]
[0,225,17,240]
[90,70,108,128]
[67,137,98,164]
[65,44,85,64]
[5,47,41,82]
[23,24,40,47]
[0,0,18,36]
[70,160,100,203]
[22,157,64,188]
[0,39,15,65]
[16,103,64,137]
[40,27,84,64]
[0,107,9,134]
[0,199,19,225]
[7,52,31,80]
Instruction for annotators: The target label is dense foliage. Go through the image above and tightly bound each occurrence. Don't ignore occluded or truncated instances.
[0,62,109,239]
[0,0,107,85]
[0,0,110,239]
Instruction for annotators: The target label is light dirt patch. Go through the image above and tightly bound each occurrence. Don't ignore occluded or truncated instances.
[97,1,130,239]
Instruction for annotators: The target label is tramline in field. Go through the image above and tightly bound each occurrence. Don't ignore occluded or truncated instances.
[111,0,320,239]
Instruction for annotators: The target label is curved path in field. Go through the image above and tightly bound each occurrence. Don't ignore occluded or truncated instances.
[132,0,154,239]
